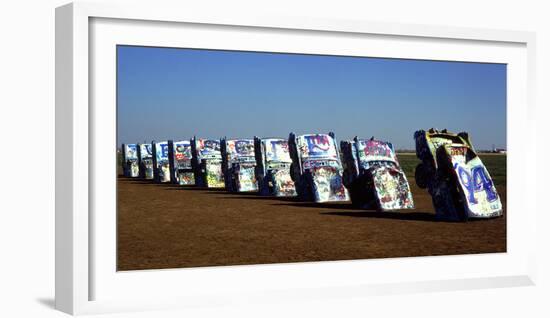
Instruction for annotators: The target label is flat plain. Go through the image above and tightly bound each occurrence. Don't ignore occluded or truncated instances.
[117,154,506,271]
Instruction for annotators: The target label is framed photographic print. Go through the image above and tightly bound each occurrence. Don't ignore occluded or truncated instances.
[55,2,537,315]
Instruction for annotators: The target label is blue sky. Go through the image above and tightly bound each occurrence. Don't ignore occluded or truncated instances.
[117,45,506,150]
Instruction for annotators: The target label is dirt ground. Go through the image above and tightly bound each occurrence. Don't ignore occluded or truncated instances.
[117,170,506,271]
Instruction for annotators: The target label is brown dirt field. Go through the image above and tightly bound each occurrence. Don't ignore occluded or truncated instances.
[117,176,506,271]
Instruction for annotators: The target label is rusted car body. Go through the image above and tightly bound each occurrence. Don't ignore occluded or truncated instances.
[221,138,258,192]
[254,137,296,197]
[121,143,139,177]
[341,137,414,210]
[137,143,154,179]
[288,133,349,202]
[414,128,503,221]
[168,140,195,185]
[191,138,224,188]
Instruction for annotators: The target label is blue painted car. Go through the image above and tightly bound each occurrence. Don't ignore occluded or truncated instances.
[414,128,503,221]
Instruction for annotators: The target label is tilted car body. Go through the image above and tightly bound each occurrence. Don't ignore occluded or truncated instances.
[152,141,171,183]
[137,143,154,179]
[121,143,139,177]
[191,137,224,188]
[221,138,258,192]
[288,133,349,202]
[168,140,195,185]
[254,137,297,197]
[414,128,503,221]
[340,137,414,211]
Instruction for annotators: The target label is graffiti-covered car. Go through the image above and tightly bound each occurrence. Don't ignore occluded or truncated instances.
[168,140,195,185]
[340,137,414,210]
[221,138,258,192]
[414,128,503,221]
[122,143,139,177]
[288,132,349,202]
[254,137,296,197]
[152,141,171,183]
[191,137,224,188]
[137,143,154,179]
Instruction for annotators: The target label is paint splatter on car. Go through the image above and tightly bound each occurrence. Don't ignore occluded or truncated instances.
[289,133,349,203]
[341,137,414,210]
[414,128,502,221]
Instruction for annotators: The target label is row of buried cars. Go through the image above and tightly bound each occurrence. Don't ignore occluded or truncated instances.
[121,129,503,221]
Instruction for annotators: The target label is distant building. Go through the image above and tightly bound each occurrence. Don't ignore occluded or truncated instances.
[491,145,506,154]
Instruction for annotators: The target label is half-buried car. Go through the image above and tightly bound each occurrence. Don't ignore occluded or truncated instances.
[288,132,349,202]
[137,143,154,179]
[414,128,503,221]
[152,140,171,183]
[168,140,195,185]
[221,138,258,192]
[254,137,296,197]
[191,137,224,188]
[121,143,139,177]
[341,137,414,210]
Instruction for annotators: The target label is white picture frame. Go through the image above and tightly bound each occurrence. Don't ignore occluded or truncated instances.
[55,2,537,315]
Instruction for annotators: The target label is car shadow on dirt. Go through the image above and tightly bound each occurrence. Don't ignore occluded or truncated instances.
[320,210,437,222]
[162,185,227,192]
[118,177,155,184]
[213,191,262,196]
[270,202,359,210]
[216,195,299,201]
